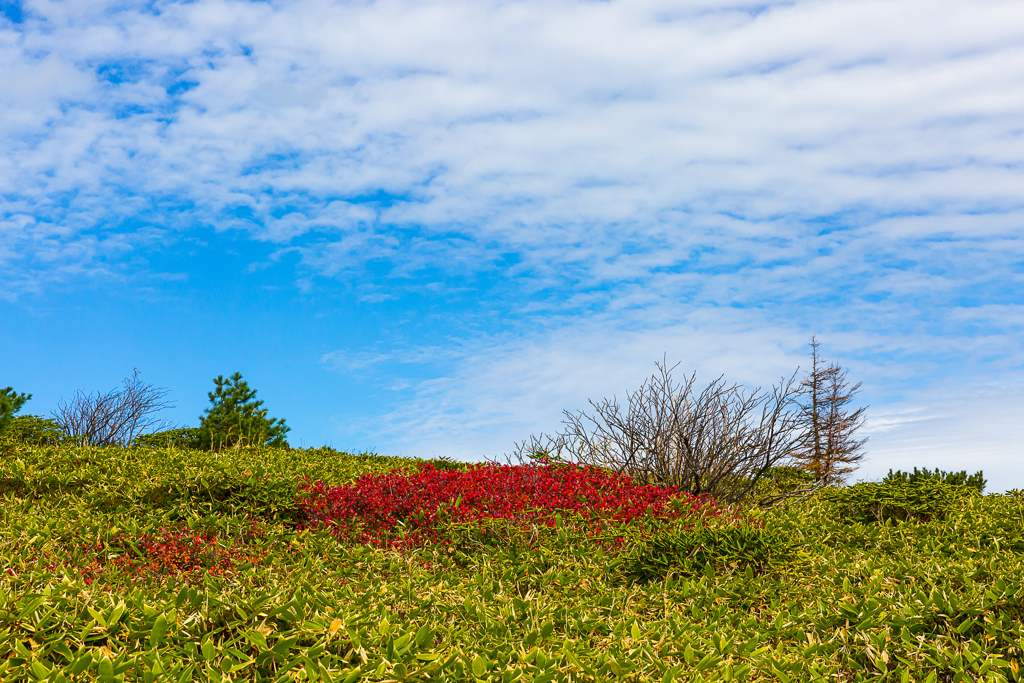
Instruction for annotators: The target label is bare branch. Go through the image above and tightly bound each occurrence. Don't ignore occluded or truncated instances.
[53,369,174,446]
[512,358,803,504]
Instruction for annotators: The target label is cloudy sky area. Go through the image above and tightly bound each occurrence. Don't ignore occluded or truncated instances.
[2,0,1022,487]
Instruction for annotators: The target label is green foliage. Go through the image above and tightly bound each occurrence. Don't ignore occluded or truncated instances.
[754,465,815,498]
[619,519,799,582]
[133,427,204,450]
[826,478,979,524]
[198,372,289,451]
[424,455,469,471]
[0,444,1022,682]
[0,385,30,436]
[884,466,987,493]
[0,415,64,450]
[0,444,419,521]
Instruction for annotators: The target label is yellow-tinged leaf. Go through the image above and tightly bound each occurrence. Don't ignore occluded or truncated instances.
[150,614,168,648]
[88,607,106,628]
[330,619,343,635]
[244,631,268,651]
[471,655,488,678]
[30,660,50,679]
[97,656,115,683]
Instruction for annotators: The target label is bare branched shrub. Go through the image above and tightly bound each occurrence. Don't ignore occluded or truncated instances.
[511,360,803,503]
[53,370,173,446]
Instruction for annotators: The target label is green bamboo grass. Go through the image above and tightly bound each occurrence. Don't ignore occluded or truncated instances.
[0,444,1021,682]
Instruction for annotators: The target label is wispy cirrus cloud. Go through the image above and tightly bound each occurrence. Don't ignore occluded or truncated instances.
[325,315,1024,489]
[3,0,1023,285]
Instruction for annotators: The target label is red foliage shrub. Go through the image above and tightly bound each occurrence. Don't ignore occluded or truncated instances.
[79,526,266,585]
[299,462,720,547]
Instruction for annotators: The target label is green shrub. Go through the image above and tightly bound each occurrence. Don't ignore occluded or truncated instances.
[755,465,815,497]
[883,467,986,494]
[619,521,798,582]
[0,414,64,448]
[0,444,421,517]
[133,427,204,450]
[826,478,978,524]
[424,455,467,471]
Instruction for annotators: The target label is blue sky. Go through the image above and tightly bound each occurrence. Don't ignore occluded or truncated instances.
[2,0,1023,488]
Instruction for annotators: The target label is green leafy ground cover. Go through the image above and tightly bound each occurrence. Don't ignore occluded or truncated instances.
[0,444,1022,682]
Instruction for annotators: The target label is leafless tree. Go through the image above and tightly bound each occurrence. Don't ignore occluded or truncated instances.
[510,360,804,503]
[53,370,174,447]
[793,337,868,483]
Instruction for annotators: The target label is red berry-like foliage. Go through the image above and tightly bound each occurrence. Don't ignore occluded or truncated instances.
[299,462,720,547]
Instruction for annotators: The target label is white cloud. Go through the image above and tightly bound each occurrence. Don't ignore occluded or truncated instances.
[862,383,1024,492]
[328,316,1024,491]
[3,0,1023,477]
[331,312,817,457]
[2,0,1023,278]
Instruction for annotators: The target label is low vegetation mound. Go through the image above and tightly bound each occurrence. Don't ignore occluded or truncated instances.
[825,478,981,524]
[299,462,722,547]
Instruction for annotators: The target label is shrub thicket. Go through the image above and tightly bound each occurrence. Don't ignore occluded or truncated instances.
[883,466,986,493]
[299,462,718,548]
[0,414,65,448]
[133,427,204,450]
[619,521,798,581]
[0,444,1020,682]
[825,477,979,524]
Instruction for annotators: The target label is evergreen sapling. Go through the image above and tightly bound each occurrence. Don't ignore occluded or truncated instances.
[198,372,289,450]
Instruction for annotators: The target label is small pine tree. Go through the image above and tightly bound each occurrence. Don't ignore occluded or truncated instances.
[0,384,31,436]
[794,337,868,483]
[198,372,289,451]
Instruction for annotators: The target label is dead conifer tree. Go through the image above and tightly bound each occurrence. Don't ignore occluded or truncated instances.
[794,337,867,483]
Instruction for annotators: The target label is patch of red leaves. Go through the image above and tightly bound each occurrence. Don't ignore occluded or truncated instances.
[79,527,266,585]
[299,462,719,547]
